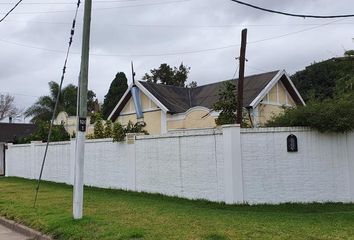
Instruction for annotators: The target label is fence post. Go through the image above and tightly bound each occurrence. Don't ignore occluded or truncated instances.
[70,138,77,185]
[348,133,354,202]
[222,124,244,204]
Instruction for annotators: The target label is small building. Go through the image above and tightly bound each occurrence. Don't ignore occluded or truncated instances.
[108,70,305,135]
[0,122,37,176]
[54,111,95,136]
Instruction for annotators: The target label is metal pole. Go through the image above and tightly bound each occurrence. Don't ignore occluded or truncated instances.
[236,28,247,124]
[73,0,92,220]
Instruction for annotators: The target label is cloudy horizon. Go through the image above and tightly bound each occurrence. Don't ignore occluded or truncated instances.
[1,0,353,122]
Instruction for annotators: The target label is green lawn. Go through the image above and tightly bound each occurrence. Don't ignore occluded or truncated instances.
[0,177,354,240]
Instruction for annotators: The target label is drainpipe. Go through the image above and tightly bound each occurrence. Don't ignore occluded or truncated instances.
[131,61,144,122]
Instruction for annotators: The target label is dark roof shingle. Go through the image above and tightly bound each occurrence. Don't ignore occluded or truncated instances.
[0,123,37,143]
[139,70,279,113]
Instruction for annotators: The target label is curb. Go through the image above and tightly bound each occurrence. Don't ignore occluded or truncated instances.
[0,217,52,240]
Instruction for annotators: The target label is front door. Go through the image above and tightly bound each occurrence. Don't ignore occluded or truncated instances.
[0,144,4,176]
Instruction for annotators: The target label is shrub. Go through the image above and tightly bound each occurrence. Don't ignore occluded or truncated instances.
[266,93,354,133]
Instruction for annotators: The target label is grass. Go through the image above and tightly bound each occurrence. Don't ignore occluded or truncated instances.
[1,177,354,240]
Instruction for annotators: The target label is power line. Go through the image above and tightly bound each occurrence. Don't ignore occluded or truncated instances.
[4,18,354,27]
[0,91,40,98]
[0,19,342,57]
[0,0,190,15]
[230,0,354,19]
[0,0,23,23]
[0,0,153,4]
[33,0,81,208]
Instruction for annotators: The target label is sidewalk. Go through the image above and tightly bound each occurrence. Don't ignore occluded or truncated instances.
[0,223,31,240]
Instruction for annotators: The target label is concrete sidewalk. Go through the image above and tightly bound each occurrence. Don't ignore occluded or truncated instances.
[0,223,31,240]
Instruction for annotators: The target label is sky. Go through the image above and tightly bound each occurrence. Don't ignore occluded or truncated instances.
[0,0,353,122]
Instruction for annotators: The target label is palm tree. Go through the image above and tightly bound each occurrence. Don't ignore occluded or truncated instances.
[25,81,97,123]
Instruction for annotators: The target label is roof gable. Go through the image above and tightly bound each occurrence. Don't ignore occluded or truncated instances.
[109,70,305,121]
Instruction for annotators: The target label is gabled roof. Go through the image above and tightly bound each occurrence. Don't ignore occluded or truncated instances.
[109,70,305,121]
[0,123,37,143]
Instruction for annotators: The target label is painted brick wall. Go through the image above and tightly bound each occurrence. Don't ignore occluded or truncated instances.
[241,128,354,203]
[5,127,354,204]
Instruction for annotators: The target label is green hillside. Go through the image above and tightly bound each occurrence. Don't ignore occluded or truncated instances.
[291,51,354,101]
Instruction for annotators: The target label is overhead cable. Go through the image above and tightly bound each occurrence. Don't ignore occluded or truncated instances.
[0,0,23,23]
[230,0,354,19]
[0,19,342,57]
[0,0,189,15]
[33,0,81,208]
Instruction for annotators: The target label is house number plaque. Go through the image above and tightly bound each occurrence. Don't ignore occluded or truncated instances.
[287,134,298,152]
[79,118,87,132]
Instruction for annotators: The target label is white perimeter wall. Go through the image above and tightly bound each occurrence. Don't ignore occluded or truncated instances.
[5,126,354,204]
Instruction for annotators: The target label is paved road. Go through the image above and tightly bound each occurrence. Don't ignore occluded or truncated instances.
[0,224,31,240]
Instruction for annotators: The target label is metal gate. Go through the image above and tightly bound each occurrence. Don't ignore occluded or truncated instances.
[0,144,4,176]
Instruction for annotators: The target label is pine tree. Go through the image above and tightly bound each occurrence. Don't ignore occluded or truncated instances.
[93,118,105,139]
[104,120,113,138]
[102,72,128,119]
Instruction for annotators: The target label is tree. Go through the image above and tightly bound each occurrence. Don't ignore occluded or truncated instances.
[142,63,191,87]
[0,93,22,121]
[291,50,354,101]
[93,117,105,139]
[102,72,128,119]
[25,81,97,123]
[187,81,198,88]
[213,81,250,127]
[213,82,237,125]
[104,120,113,138]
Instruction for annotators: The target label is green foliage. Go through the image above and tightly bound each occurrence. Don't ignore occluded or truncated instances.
[213,82,237,125]
[15,121,70,143]
[90,112,103,124]
[344,50,354,57]
[93,117,105,139]
[104,120,113,138]
[266,93,354,133]
[112,122,125,142]
[25,81,97,123]
[291,51,354,102]
[187,81,198,88]
[102,72,128,119]
[143,63,191,87]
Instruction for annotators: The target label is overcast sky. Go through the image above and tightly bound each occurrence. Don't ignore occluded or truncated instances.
[0,0,353,121]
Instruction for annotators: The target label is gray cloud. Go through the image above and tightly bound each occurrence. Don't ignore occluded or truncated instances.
[1,0,353,118]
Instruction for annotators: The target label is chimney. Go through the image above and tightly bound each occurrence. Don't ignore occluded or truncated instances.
[9,116,13,124]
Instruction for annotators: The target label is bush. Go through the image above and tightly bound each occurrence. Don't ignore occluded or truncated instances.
[15,121,70,144]
[266,93,354,133]
[112,122,125,142]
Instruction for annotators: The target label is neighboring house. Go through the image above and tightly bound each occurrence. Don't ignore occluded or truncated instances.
[0,122,37,143]
[108,70,305,135]
[54,111,95,135]
[0,122,37,176]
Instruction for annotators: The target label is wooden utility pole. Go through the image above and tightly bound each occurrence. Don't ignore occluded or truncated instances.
[73,0,92,220]
[236,28,247,124]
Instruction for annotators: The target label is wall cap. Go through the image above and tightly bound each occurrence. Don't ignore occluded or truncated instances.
[221,124,241,129]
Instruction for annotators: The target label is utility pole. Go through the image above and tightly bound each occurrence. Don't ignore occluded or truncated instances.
[73,0,92,220]
[236,28,247,125]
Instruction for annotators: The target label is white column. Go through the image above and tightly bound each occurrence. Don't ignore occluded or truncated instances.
[161,111,167,134]
[126,142,136,191]
[222,124,244,204]
[348,132,354,202]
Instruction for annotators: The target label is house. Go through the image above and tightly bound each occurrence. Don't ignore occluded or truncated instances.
[0,122,37,176]
[54,111,95,136]
[0,122,37,143]
[108,70,305,135]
